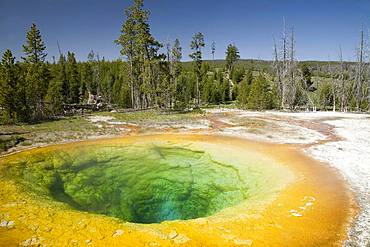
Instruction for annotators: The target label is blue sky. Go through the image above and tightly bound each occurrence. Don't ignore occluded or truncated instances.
[1,0,370,62]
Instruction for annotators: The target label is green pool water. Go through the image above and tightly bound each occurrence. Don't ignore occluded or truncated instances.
[0,137,294,224]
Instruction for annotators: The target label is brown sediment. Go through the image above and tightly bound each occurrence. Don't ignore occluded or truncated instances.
[206,114,234,131]
[211,111,344,148]
[0,134,356,246]
[281,117,345,148]
[120,123,141,135]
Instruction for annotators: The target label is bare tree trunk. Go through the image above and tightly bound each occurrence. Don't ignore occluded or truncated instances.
[338,46,346,112]
[166,41,172,109]
[328,60,337,112]
[282,17,287,109]
[368,77,370,112]
[129,59,135,109]
[355,28,365,111]
[285,27,297,110]
[367,30,370,112]
[333,91,336,112]
[273,17,297,110]
[196,76,200,107]
[273,37,283,103]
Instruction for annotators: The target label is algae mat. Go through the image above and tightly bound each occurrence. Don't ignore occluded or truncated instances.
[0,134,354,246]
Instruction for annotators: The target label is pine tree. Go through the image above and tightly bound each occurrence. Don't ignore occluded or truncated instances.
[189,32,205,107]
[211,78,222,104]
[221,79,230,102]
[44,54,71,115]
[171,40,182,82]
[116,0,161,109]
[15,64,30,122]
[237,70,253,107]
[225,44,240,100]
[66,52,80,103]
[156,58,170,108]
[300,64,313,89]
[211,70,223,104]
[80,62,93,103]
[211,42,216,61]
[22,24,47,64]
[202,75,213,103]
[56,54,69,102]
[101,69,115,104]
[225,44,240,73]
[45,80,64,116]
[22,23,49,120]
[87,50,99,96]
[171,39,182,107]
[115,5,136,108]
[24,63,50,120]
[175,72,193,110]
[247,75,272,110]
[0,49,18,122]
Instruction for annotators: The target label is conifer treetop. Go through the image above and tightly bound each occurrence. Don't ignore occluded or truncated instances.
[22,23,47,63]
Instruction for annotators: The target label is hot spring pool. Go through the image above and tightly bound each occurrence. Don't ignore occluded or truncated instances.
[0,134,354,246]
[1,136,293,223]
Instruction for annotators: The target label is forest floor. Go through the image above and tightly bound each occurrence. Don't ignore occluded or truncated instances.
[0,108,369,245]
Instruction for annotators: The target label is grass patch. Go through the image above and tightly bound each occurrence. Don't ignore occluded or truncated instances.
[0,110,205,155]
[94,109,203,123]
[0,116,97,135]
[0,116,100,154]
[0,135,26,152]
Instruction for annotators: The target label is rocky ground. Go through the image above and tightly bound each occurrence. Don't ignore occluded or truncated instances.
[1,109,369,246]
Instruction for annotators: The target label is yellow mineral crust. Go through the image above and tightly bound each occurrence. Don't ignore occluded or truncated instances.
[0,134,355,246]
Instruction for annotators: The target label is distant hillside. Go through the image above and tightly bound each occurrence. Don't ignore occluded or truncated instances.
[181,59,358,76]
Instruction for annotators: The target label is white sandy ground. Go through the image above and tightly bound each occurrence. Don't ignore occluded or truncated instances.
[208,109,370,246]
[87,115,211,131]
[208,109,327,144]
[307,116,370,246]
[87,115,115,123]
[220,121,326,144]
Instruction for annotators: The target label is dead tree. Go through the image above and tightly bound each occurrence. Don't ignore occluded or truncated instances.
[273,37,282,99]
[286,27,297,109]
[273,18,298,110]
[367,29,370,112]
[211,41,216,61]
[338,46,348,112]
[355,27,366,111]
[166,40,172,109]
[281,17,288,108]
[327,59,338,112]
